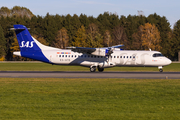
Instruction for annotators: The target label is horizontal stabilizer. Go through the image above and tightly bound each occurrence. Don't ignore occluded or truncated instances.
[9,27,30,31]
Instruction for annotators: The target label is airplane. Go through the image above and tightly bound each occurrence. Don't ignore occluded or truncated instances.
[11,24,172,72]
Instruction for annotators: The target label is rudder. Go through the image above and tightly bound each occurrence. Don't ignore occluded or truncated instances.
[13,25,41,52]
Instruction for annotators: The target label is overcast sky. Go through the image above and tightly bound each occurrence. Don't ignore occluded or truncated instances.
[1,0,179,28]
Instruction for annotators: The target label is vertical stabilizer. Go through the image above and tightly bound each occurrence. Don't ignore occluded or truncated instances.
[13,25,50,63]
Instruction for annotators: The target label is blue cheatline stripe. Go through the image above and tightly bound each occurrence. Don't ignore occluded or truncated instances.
[14,25,50,63]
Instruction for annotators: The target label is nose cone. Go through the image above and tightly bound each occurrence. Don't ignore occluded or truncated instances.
[166,58,172,65]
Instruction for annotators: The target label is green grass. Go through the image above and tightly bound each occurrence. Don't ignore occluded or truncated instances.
[0,62,180,71]
[0,78,180,119]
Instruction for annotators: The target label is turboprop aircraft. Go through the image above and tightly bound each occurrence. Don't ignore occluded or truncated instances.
[11,25,172,72]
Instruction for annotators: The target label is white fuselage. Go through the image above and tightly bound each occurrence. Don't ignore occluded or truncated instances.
[40,49,172,68]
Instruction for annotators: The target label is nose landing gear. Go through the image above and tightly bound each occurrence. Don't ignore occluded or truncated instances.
[158,66,163,72]
[159,69,163,72]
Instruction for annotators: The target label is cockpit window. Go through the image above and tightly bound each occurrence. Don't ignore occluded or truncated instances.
[153,53,164,57]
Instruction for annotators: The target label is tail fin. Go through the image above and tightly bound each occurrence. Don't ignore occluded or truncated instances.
[13,25,50,63]
[13,25,42,52]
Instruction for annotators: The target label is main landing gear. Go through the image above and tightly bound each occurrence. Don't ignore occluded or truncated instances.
[158,66,163,72]
[98,67,104,72]
[90,66,96,72]
[90,66,104,72]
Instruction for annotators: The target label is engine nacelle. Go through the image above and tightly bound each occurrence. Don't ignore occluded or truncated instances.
[91,48,106,56]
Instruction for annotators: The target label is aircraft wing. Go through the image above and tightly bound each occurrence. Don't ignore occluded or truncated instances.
[67,45,124,56]
[66,47,96,54]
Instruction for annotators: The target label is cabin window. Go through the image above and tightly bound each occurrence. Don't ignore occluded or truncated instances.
[124,56,125,58]
[133,56,135,59]
[72,55,73,58]
[65,55,67,57]
[62,55,64,57]
[114,56,116,58]
[117,56,119,58]
[59,55,61,57]
[75,55,77,58]
[153,53,164,57]
[120,56,122,58]
[130,56,131,58]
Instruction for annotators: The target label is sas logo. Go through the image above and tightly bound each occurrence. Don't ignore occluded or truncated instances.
[20,41,35,48]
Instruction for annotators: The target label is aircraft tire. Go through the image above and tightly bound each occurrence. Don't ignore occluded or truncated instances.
[159,69,163,72]
[90,66,96,72]
[98,67,104,72]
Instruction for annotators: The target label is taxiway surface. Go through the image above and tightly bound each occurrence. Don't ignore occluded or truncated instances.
[0,71,180,79]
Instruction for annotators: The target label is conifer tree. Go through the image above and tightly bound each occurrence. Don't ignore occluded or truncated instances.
[0,25,6,60]
[172,20,180,60]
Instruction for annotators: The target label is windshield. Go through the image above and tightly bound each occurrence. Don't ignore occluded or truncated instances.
[153,53,164,57]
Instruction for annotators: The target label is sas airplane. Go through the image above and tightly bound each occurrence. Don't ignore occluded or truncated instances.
[11,25,172,72]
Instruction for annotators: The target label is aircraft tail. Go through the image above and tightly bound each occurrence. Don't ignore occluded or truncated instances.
[12,25,53,63]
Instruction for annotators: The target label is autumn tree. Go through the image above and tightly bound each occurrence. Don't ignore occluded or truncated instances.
[53,27,69,48]
[73,25,87,47]
[147,14,171,56]
[140,23,161,51]
[10,37,20,60]
[103,30,112,47]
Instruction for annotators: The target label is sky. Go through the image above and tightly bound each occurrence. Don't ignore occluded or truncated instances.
[1,0,180,28]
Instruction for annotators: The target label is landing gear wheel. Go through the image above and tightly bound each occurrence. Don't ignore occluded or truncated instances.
[159,69,163,72]
[98,67,104,72]
[90,66,96,72]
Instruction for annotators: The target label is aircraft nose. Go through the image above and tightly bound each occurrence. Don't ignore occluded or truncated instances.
[166,58,172,65]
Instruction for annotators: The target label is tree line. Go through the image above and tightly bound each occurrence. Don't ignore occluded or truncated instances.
[0,6,180,61]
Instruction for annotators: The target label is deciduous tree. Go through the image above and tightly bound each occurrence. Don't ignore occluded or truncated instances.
[140,23,161,51]
[103,30,112,47]
[53,27,69,49]
[112,25,128,48]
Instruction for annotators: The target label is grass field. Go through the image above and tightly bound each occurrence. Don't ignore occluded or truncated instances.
[0,78,180,119]
[0,63,180,119]
[0,62,180,72]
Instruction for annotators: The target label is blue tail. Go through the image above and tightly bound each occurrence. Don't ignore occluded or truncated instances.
[13,25,50,63]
